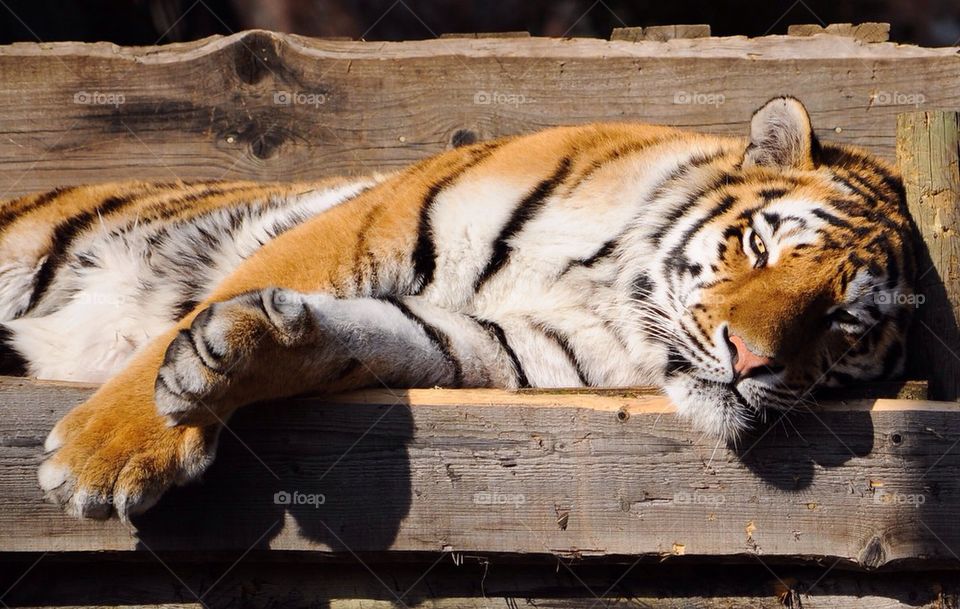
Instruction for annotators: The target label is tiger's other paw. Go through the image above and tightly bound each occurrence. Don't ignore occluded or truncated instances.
[154,288,315,426]
[38,399,219,521]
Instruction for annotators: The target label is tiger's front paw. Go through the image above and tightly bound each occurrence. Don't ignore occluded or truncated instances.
[38,397,219,521]
[154,288,316,425]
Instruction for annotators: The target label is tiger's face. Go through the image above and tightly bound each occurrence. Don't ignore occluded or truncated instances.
[654,98,915,442]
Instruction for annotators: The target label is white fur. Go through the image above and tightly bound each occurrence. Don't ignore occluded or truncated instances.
[6,178,378,382]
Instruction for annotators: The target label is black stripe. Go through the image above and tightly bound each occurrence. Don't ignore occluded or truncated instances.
[758,187,789,201]
[678,318,714,362]
[0,187,78,234]
[630,272,653,300]
[154,371,188,401]
[474,156,574,293]
[411,143,501,295]
[473,318,530,388]
[580,239,617,268]
[383,297,463,386]
[24,191,146,314]
[0,325,28,376]
[651,171,746,247]
[538,324,589,386]
[151,183,261,220]
[875,235,900,289]
[174,298,199,321]
[647,150,727,209]
[566,136,689,191]
[812,208,872,237]
[559,238,619,277]
[663,193,739,272]
[181,328,224,374]
[411,178,453,294]
[664,344,692,377]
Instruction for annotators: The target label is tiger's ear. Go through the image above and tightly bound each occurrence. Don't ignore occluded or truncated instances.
[743,97,816,170]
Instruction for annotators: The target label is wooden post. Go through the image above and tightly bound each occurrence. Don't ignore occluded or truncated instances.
[897,111,960,400]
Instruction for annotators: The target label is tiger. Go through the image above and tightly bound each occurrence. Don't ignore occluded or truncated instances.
[0,97,914,520]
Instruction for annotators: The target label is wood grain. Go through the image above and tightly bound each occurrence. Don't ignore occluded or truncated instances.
[0,376,958,567]
[897,111,960,400]
[0,31,957,197]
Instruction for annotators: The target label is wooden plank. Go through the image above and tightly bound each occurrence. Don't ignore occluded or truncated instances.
[788,23,891,43]
[1,377,959,567]
[610,25,711,42]
[440,32,531,39]
[897,111,960,400]
[0,32,957,196]
[1,558,957,608]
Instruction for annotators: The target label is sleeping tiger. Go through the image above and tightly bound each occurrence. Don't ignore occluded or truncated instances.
[0,97,913,520]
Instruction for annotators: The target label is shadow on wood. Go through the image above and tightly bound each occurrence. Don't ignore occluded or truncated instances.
[132,396,415,554]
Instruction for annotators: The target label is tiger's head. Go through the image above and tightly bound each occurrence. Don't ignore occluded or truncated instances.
[649,97,916,442]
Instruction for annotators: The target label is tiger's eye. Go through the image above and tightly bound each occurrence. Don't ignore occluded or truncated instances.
[748,231,768,268]
[831,309,860,326]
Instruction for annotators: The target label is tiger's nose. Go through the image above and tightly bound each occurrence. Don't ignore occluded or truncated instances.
[727,334,777,381]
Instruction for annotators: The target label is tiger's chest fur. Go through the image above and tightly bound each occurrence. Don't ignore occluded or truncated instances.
[0,178,378,381]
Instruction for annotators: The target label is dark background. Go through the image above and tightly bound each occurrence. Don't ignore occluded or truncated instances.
[0,0,956,47]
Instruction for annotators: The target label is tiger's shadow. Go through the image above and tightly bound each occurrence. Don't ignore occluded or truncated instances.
[130,386,879,555]
[730,405,875,490]
[132,397,414,554]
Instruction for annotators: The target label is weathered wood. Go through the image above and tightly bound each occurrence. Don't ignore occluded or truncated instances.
[0,31,957,196]
[610,25,711,42]
[0,377,958,567]
[897,111,960,400]
[440,31,531,38]
[788,23,891,42]
[1,558,957,608]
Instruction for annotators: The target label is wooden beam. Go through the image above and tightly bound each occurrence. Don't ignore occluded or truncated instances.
[897,111,960,400]
[0,31,957,196]
[1,377,958,567]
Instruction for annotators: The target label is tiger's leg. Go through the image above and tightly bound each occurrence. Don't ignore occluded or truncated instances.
[153,289,522,426]
[38,291,520,519]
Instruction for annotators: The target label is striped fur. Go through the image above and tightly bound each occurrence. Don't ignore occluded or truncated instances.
[9,97,914,520]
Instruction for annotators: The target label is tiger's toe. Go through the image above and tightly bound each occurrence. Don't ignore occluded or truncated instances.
[154,307,236,425]
[39,406,218,521]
